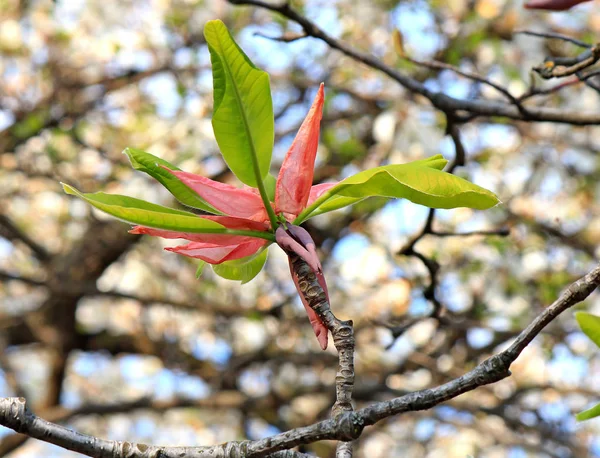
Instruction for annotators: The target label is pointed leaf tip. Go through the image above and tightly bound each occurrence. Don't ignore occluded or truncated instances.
[204,19,274,187]
[294,155,495,223]
[576,402,600,421]
[275,84,325,218]
[62,184,231,234]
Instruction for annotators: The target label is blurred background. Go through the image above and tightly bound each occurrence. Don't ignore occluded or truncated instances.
[2,0,600,456]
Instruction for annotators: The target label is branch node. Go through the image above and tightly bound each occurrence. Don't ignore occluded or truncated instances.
[334,411,364,441]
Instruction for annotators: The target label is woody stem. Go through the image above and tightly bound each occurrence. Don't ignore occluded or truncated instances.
[289,254,356,454]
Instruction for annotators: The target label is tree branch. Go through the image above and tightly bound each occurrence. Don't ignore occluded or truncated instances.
[288,254,356,455]
[514,30,592,49]
[398,48,528,115]
[0,270,46,287]
[534,44,600,79]
[0,397,313,458]
[227,0,600,125]
[0,215,51,262]
[2,262,598,456]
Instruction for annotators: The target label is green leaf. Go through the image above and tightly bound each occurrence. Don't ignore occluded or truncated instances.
[204,19,274,187]
[576,402,600,421]
[62,183,228,233]
[308,195,365,217]
[264,173,277,202]
[298,156,449,219]
[575,311,600,349]
[123,147,220,214]
[411,154,448,171]
[212,248,268,284]
[195,261,206,279]
[295,155,499,223]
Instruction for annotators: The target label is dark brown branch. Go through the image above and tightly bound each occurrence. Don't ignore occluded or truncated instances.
[446,119,466,172]
[0,215,51,262]
[0,270,46,287]
[431,228,510,237]
[534,44,600,79]
[518,77,582,102]
[227,0,600,125]
[515,30,592,49]
[245,261,600,455]
[399,208,435,256]
[0,394,306,456]
[580,69,600,81]
[400,53,528,115]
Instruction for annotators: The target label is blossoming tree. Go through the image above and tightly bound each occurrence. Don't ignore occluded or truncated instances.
[2,3,600,458]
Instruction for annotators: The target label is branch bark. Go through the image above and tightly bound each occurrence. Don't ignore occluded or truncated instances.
[288,254,356,456]
[227,0,600,125]
[1,262,598,457]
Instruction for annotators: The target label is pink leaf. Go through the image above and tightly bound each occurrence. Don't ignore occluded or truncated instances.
[161,166,269,222]
[307,182,338,207]
[202,215,270,232]
[275,226,321,274]
[130,217,269,263]
[276,225,330,350]
[524,0,591,10]
[167,238,267,264]
[129,225,253,245]
[275,83,325,219]
[288,257,329,350]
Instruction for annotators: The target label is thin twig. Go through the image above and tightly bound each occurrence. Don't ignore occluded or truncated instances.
[431,228,510,237]
[395,116,469,323]
[534,45,600,79]
[514,30,592,49]
[401,54,529,116]
[580,69,600,81]
[518,77,581,101]
[0,270,46,287]
[446,119,466,172]
[227,0,600,125]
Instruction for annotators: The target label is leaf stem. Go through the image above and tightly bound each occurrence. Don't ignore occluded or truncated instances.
[294,186,343,224]
[253,165,279,230]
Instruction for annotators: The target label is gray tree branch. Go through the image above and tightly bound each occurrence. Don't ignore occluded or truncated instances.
[288,254,356,456]
[1,262,599,457]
